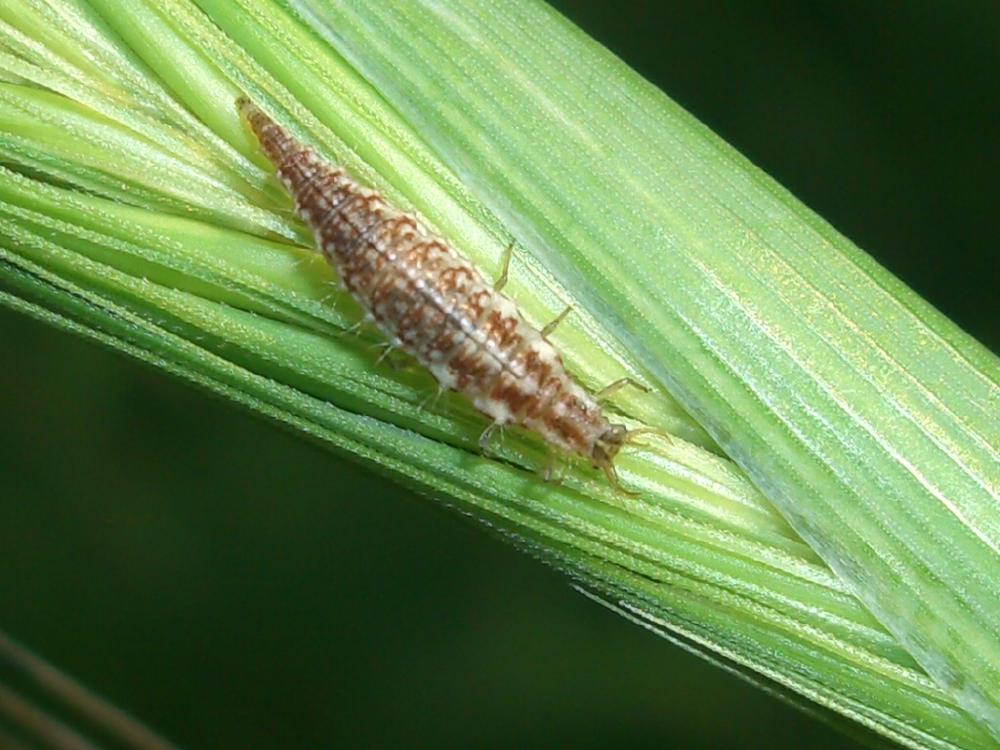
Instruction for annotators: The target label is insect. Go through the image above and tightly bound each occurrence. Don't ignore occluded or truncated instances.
[239,98,663,489]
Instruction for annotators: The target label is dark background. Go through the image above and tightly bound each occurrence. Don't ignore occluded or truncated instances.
[2,2,997,748]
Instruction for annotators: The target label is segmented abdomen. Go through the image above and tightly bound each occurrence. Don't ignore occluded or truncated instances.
[240,99,616,461]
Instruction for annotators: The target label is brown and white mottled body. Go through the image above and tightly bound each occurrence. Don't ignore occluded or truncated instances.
[240,99,640,483]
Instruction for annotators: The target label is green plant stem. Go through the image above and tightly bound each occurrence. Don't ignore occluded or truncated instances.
[1,1,998,747]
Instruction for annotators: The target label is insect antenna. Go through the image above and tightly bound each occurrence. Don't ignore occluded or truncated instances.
[625,426,673,447]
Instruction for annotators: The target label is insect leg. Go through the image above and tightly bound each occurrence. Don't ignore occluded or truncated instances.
[541,448,566,484]
[373,342,411,370]
[373,342,395,362]
[417,385,447,413]
[540,306,572,339]
[478,421,499,455]
[335,321,366,338]
[595,377,648,401]
[493,241,515,291]
[542,450,556,482]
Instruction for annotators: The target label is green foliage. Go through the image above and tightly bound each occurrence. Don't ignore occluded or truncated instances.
[1,1,998,747]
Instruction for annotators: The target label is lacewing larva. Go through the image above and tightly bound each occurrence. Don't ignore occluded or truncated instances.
[239,98,663,489]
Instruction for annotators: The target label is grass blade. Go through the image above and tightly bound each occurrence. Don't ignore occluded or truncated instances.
[286,0,1000,735]
[1,1,998,746]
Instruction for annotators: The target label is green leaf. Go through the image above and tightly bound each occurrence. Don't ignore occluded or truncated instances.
[1,1,997,747]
